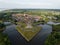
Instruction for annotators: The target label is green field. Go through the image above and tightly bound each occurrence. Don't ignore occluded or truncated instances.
[16,26,41,41]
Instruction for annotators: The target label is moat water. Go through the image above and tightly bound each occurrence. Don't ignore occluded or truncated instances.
[3,22,52,45]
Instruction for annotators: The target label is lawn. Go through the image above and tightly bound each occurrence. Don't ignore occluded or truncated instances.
[16,25,41,41]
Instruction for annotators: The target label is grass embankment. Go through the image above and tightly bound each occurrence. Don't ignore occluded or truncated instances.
[16,25,41,41]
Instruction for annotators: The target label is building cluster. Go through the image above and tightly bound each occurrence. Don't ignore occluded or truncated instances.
[12,13,42,23]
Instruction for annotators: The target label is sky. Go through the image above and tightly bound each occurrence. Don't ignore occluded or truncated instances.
[0,0,60,10]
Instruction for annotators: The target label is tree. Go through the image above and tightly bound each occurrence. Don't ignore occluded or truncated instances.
[0,22,6,32]
[45,32,60,45]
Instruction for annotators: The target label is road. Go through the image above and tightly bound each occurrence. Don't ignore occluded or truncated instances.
[3,24,52,45]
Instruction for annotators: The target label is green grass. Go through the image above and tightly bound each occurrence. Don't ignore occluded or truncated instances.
[16,26,41,41]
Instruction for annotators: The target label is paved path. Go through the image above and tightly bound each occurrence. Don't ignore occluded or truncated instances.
[3,24,52,45]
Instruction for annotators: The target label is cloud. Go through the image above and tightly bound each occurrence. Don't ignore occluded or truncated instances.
[0,0,60,9]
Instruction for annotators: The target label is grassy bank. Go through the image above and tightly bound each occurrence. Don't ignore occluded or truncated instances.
[16,26,41,41]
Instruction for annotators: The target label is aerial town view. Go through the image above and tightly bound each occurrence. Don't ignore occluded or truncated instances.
[0,0,60,45]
